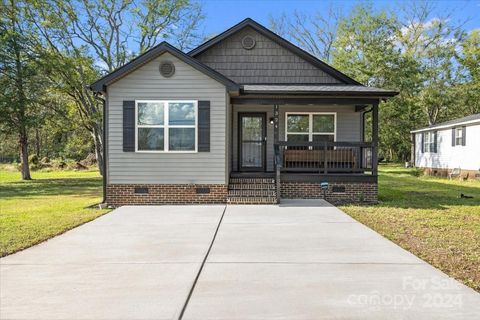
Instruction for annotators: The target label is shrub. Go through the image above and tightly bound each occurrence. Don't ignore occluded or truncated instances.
[412,168,423,177]
[40,156,50,164]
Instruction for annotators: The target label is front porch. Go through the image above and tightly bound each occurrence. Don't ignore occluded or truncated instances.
[227,95,380,204]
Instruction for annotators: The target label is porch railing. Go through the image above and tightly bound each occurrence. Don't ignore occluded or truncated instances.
[275,141,373,174]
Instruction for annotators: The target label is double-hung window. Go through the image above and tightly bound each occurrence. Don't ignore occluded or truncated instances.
[423,131,436,153]
[136,100,197,152]
[454,127,463,146]
[285,113,336,142]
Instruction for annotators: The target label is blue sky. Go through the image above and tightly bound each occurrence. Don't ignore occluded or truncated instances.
[201,0,480,34]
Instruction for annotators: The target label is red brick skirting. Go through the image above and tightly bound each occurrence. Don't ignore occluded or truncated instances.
[106,184,228,206]
[281,182,378,204]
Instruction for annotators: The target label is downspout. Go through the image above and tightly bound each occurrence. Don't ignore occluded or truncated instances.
[94,92,107,204]
[362,106,373,142]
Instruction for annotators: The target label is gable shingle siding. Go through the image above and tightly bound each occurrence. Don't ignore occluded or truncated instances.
[196,27,342,84]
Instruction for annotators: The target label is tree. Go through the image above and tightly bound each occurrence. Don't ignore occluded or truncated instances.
[0,0,49,179]
[456,29,480,115]
[27,0,204,175]
[269,4,342,62]
[397,1,465,125]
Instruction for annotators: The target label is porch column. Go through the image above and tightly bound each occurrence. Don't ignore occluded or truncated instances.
[273,104,281,203]
[273,104,279,144]
[372,101,379,176]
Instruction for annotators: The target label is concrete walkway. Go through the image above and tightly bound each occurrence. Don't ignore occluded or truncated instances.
[1,200,479,319]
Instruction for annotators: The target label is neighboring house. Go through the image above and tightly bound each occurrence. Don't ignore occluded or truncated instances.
[90,18,398,206]
[411,113,480,179]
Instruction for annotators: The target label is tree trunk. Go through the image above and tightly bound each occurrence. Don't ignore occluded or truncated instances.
[91,123,104,176]
[19,129,31,180]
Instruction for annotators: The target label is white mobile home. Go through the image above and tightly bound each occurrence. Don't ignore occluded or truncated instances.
[411,113,480,179]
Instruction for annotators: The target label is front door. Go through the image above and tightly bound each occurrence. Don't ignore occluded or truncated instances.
[239,113,266,171]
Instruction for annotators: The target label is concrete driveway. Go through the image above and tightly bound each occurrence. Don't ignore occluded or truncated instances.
[1,200,479,319]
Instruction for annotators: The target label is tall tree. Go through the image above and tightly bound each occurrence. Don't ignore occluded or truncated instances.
[398,1,465,125]
[456,29,480,115]
[0,0,48,179]
[269,4,342,62]
[27,0,204,175]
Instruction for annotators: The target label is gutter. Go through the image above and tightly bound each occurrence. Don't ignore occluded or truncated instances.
[410,119,480,133]
[362,106,373,142]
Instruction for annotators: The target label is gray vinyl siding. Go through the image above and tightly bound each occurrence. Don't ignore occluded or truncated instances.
[107,52,228,184]
[232,105,361,172]
[196,27,342,84]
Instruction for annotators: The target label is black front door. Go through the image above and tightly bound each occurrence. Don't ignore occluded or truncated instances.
[239,113,266,171]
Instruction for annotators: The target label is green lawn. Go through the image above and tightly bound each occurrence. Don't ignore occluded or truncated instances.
[1,164,479,293]
[341,164,480,292]
[0,167,109,257]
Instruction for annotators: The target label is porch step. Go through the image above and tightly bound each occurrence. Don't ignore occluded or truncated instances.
[229,183,276,190]
[228,189,276,197]
[227,196,278,204]
[229,178,275,184]
[227,175,278,205]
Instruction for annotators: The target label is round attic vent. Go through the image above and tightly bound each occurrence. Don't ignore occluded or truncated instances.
[159,61,175,77]
[241,36,256,50]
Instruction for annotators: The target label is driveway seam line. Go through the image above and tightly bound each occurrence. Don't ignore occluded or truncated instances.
[177,205,227,320]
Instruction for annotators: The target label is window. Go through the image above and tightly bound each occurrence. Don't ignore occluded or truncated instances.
[136,100,197,152]
[454,127,463,146]
[423,131,436,153]
[285,113,335,142]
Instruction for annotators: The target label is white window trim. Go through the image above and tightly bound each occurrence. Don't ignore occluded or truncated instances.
[454,127,463,146]
[285,112,337,142]
[135,100,198,153]
[423,131,435,153]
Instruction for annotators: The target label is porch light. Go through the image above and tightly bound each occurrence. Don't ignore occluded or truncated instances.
[269,117,274,125]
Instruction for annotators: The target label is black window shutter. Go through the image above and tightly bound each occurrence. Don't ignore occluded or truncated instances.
[421,133,424,153]
[198,101,210,152]
[451,128,455,146]
[462,126,466,146]
[123,101,135,152]
[433,131,438,153]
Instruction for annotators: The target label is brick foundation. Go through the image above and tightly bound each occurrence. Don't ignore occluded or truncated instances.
[281,181,378,204]
[106,184,228,206]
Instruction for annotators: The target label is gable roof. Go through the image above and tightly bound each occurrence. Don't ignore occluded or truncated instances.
[411,113,480,133]
[90,42,239,93]
[188,18,362,86]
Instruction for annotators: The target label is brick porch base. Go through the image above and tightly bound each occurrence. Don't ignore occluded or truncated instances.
[281,182,378,204]
[106,181,377,206]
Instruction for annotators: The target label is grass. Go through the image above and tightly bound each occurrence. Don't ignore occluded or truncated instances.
[1,163,479,293]
[0,165,109,257]
[341,164,480,292]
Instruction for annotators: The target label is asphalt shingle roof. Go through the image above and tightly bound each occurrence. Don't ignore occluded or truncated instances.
[412,113,480,132]
[241,85,398,96]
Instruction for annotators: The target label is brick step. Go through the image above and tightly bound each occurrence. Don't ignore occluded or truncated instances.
[227,196,278,204]
[228,183,276,190]
[229,178,275,184]
[228,189,276,197]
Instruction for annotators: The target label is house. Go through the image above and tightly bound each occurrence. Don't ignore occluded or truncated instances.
[90,18,398,205]
[411,113,480,179]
